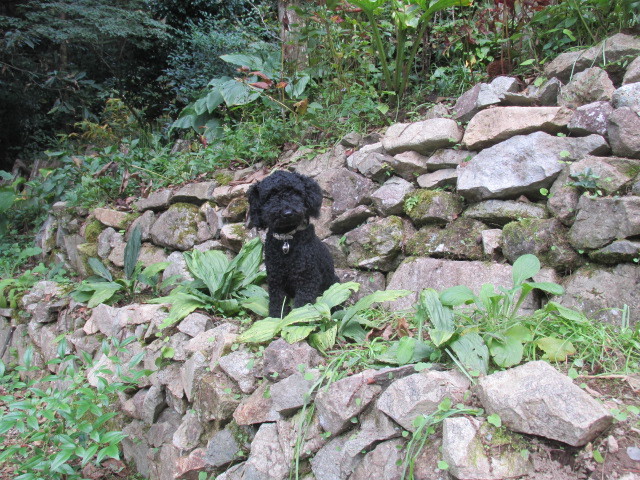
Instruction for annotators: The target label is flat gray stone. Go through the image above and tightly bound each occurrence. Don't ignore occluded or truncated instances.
[382,118,463,155]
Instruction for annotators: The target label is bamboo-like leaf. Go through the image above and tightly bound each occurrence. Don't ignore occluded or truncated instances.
[419,289,456,347]
[87,282,122,308]
[124,226,142,280]
[88,257,113,281]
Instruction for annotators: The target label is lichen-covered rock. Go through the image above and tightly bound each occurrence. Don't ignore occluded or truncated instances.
[194,371,241,423]
[382,118,462,155]
[567,101,614,136]
[150,203,200,251]
[93,207,134,229]
[569,155,640,195]
[405,217,487,260]
[462,106,572,150]
[404,190,464,227]
[568,195,640,250]
[329,205,375,234]
[463,199,548,226]
[262,338,324,380]
[612,82,640,113]
[316,167,375,217]
[476,361,613,446]
[416,168,457,189]
[345,216,406,271]
[219,223,248,252]
[623,56,640,85]
[370,176,415,216]
[457,132,609,202]
[503,218,583,272]
[134,188,173,212]
[589,240,640,264]
[608,107,640,159]
[559,67,615,108]
[547,169,580,226]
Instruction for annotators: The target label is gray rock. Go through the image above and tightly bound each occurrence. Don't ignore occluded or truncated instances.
[310,435,361,480]
[453,83,503,123]
[559,67,615,108]
[608,107,640,159]
[527,77,562,106]
[172,411,203,451]
[194,371,241,423]
[482,229,503,258]
[457,132,609,202]
[547,169,580,226]
[315,167,375,217]
[161,251,193,291]
[126,210,155,242]
[150,203,201,251]
[388,150,430,180]
[405,190,464,227]
[93,207,131,229]
[349,438,405,480]
[243,423,289,480]
[205,428,244,469]
[502,218,583,271]
[382,118,463,155]
[233,382,281,426]
[219,223,248,252]
[134,188,173,212]
[426,148,475,170]
[185,323,239,359]
[416,168,458,189]
[270,371,317,414]
[569,155,638,195]
[180,351,208,402]
[345,216,406,271]
[370,177,415,216]
[96,227,117,258]
[171,181,217,204]
[442,417,531,480]
[556,263,640,326]
[315,369,383,435]
[329,205,375,234]
[568,101,614,136]
[569,195,640,250]
[262,338,324,380]
[178,312,212,337]
[349,151,394,182]
[346,142,384,168]
[219,349,259,394]
[476,361,614,446]
[589,240,640,264]
[377,370,470,432]
[405,217,487,261]
[612,82,640,113]
[277,411,327,465]
[623,56,640,85]
[544,33,640,82]
[142,384,166,424]
[122,420,152,478]
[293,144,348,178]
[174,448,207,479]
[211,183,251,207]
[463,106,572,150]
[340,131,363,148]
[463,199,548,226]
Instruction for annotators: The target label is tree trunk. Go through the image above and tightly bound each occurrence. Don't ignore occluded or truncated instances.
[278,0,307,71]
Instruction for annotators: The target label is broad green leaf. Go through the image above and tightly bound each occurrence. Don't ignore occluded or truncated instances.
[155,293,205,328]
[184,249,229,297]
[487,413,502,427]
[279,304,324,328]
[237,318,281,343]
[87,282,122,308]
[347,0,385,13]
[396,336,418,365]
[124,226,142,280]
[216,298,241,315]
[205,89,225,113]
[309,326,337,352]
[240,286,269,317]
[377,339,434,365]
[487,335,524,368]
[140,261,170,279]
[504,324,533,343]
[440,285,475,306]
[220,79,261,106]
[220,53,263,70]
[0,190,16,212]
[544,301,588,322]
[88,257,113,281]
[450,333,489,374]
[316,282,359,309]
[285,74,310,99]
[281,325,316,344]
[423,0,472,18]
[536,336,576,361]
[419,289,455,347]
[340,320,367,343]
[50,448,74,472]
[512,254,540,286]
[523,281,564,296]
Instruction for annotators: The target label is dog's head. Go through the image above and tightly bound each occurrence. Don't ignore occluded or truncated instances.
[247,171,323,232]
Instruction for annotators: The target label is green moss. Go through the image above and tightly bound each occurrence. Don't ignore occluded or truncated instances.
[122,212,140,229]
[84,219,105,243]
[214,172,234,186]
[227,197,249,218]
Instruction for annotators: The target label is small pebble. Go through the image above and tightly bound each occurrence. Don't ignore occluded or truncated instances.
[606,435,619,453]
[627,446,640,461]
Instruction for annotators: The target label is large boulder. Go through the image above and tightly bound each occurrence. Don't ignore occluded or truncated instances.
[381,118,462,155]
[457,132,609,202]
[345,216,408,271]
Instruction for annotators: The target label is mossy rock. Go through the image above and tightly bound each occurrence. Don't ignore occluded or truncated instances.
[502,218,583,272]
[406,217,487,260]
[404,189,464,227]
[84,219,106,243]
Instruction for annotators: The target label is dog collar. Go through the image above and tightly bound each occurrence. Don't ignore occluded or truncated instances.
[271,222,308,254]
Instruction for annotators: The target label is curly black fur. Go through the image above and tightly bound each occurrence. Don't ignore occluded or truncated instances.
[247,171,339,318]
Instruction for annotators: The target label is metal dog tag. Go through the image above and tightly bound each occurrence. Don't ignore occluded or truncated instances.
[282,241,290,254]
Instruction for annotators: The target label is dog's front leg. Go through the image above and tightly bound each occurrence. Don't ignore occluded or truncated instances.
[292,283,321,310]
[268,279,290,318]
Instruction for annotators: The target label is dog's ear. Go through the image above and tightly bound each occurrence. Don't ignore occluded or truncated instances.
[300,174,323,218]
[247,182,264,229]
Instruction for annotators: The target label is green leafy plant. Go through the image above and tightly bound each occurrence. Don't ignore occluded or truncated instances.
[238,282,410,351]
[0,337,148,480]
[71,226,168,307]
[0,255,48,310]
[150,237,268,328]
[416,254,566,374]
[346,0,472,98]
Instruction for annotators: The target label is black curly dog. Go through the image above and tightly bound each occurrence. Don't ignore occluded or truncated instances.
[247,171,339,318]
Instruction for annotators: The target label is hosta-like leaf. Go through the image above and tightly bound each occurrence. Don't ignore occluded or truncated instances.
[282,325,316,344]
[157,293,205,329]
[237,318,281,343]
[523,281,564,296]
[220,79,261,106]
[87,282,122,308]
[512,254,540,286]
[440,285,475,306]
[279,304,324,328]
[309,326,337,352]
[88,257,113,281]
[316,282,359,309]
[544,301,588,322]
[450,333,489,374]
[487,335,524,368]
[419,289,455,347]
[124,225,142,280]
[536,336,576,361]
